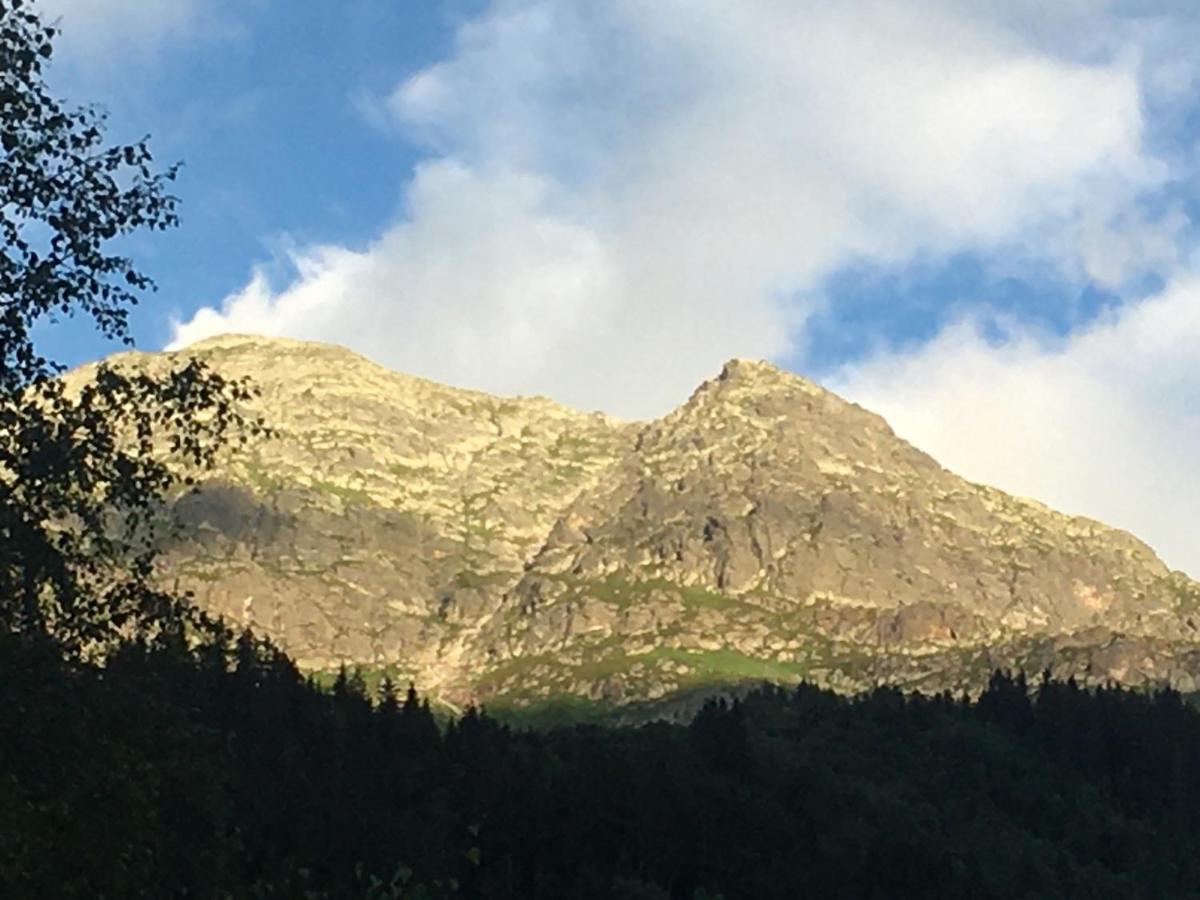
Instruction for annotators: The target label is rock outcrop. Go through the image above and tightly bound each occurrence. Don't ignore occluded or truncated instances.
[76,335,1200,706]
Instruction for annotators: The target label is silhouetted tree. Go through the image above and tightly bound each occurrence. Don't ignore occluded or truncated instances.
[0,0,261,655]
[977,669,1034,735]
[690,696,750,773]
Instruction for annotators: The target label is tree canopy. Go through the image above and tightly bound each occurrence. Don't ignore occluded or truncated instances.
[0,0,261,654]
[6,650,1200,898]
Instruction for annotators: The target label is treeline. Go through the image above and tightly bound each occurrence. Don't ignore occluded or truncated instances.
[4,631,1200,899]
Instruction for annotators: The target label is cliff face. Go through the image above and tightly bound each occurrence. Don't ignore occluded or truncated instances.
[81,335,1200,705]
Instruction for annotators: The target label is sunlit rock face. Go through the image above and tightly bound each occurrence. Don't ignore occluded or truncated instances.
[80,335,1200,706]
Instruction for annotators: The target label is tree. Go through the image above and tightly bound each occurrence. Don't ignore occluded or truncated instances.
[0,0,261,654]
[689,696,750,773]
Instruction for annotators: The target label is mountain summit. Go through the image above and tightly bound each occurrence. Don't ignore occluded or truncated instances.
[88,336,1200,707]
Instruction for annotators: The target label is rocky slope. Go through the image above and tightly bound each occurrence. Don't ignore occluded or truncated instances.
[80,335,1200,707]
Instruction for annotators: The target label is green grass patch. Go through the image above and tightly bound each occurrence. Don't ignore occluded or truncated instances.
[452,569,516,590]
[241,463,288,495]
[477,646,816,728]
[550,433,595,463]
[484,695,615,729]
[387,462,435,479]
[474,654,557,695]
[651,647,808,683]
[180,568,226,583]
[311,480,372,506]
[678,584,736,609]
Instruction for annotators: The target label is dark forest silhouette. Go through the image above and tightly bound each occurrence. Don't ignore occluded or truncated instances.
[5,630,1200,898]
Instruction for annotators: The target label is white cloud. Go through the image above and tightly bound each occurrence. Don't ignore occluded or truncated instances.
[1075,202,1188,288]
[172,0,1168,419]
[830,279,1200,576]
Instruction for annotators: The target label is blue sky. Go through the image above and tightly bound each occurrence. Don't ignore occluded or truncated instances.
[38,0,484,358]
[35,0,1200,576]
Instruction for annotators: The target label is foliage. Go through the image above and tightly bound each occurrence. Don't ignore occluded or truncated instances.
[0,0,262,653]
[1,0,174,384]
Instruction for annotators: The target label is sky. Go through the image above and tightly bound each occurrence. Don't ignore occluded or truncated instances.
[34,0,1200,577]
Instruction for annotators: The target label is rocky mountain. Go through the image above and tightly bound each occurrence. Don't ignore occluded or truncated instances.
[79,334,1200,709]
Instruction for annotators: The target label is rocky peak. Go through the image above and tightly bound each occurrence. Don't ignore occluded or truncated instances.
[670,356,893,434]
[185,333,309,353]
[717,356,788,381]
[632,355,932,495]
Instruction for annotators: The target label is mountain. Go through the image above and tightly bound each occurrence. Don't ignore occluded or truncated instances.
[79,335,1200,709]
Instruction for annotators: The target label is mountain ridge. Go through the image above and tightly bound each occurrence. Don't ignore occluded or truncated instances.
[76,334,1200,706]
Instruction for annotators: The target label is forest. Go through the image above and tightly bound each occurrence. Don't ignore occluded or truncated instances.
[6,628,1200,898]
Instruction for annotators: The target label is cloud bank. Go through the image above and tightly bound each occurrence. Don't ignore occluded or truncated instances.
[172,2,1157,408]
[169,0,1199,572]
[831,277,1200,575]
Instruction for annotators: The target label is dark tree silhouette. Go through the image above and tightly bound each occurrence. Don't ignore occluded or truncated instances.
[0,0,261,654]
